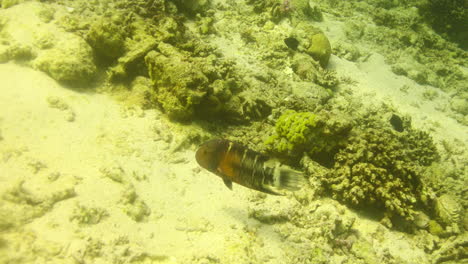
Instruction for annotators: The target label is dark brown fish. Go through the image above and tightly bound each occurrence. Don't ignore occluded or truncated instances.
[195,139,306,195]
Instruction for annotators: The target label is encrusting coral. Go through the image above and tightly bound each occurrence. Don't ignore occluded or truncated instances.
[265,107,440,222]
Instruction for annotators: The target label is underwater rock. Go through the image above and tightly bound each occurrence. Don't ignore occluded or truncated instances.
[69,203,109,225]
[86,17,127,61]
[144,44,211,121]
[0,42,36,62]
[145,41,270,122]
[34,35,97,86]
[120,184,151,222]
[304,0,323,21]
[333,41,362,62]
[420,0,468,49]
[291,53,319,81]
[108,37,159,82]
[0,44,8,62]
[431,234,468,264]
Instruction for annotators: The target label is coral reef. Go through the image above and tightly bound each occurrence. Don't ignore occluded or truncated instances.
[171,0,211,15]
[322,123,439,220]
[316,0,467,94]
[420,0,468,49]
[145,41,273,122]
[86,16,127,61]
[265,109,352,164]
[144,42,228,121]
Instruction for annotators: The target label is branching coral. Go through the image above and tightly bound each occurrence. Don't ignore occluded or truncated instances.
[322,126,439,220]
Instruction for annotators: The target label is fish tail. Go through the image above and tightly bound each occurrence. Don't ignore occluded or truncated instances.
[273,164,307,191]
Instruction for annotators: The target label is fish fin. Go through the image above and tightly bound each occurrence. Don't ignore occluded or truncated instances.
[222,178,233,190]
[260,186,284,196]
[273,165,307,191]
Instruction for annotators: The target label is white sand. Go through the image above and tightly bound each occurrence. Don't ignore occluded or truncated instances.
[0,2,466,264]
[0,62,288,262]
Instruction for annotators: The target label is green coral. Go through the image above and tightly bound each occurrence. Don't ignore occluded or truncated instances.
[265,110,351,163]
[265,110,317,157]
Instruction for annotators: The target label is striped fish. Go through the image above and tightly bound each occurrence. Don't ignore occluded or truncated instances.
[195,139,306,195]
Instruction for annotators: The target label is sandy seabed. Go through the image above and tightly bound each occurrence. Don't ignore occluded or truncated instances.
[0,1,466,264]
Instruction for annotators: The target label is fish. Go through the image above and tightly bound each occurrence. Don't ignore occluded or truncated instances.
[195,139,306,195]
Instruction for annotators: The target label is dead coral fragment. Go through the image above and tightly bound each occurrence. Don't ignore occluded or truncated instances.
[86,17,127,61]
[145,45,210,121]
[145,42,253,122]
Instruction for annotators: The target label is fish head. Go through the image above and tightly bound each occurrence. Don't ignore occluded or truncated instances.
[195,139,226,172]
